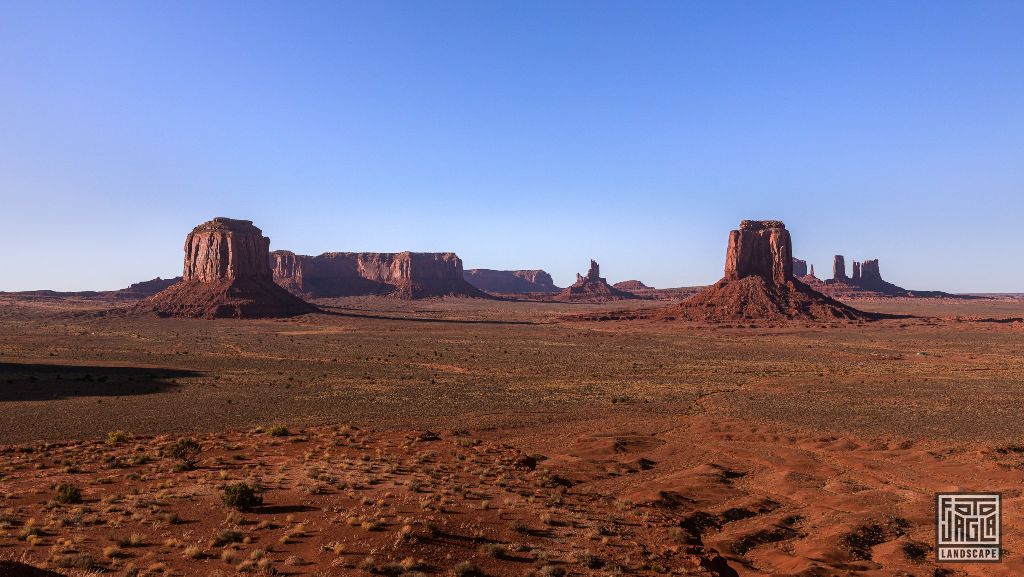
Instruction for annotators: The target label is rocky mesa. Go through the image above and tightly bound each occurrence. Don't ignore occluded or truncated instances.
[273,251,489,299]
[463,269,561,294]
[142,218,317,318]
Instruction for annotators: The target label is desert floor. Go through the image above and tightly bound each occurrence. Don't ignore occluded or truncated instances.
[0,294,1022,576]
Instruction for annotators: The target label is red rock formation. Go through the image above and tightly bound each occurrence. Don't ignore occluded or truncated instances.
[273,251,488,299]
[832,255,847,281]
[613,280,652,291]
[143,218,317,318]
[463,269,561,294]
[553,260,637,301]
[724,221,793,284]
[852,261,862,282]
[652,221,874,322]
[115,277,181,298]
[809,264,815,278]
[792,258,808,278]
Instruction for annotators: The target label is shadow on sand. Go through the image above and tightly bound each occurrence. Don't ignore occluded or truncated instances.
[0,362,199,402]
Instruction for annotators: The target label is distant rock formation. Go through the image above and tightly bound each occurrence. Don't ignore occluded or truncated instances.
[553,260,637,301]
[463,269,561,294]
[273,251,488,299]
[792,258,808,278]
[653,220,873,322]
[809,264,815,277]
[115,277,181,298]
[143,218,317,318]
[613,280,652,291]
[832,255,847,281]
[852,261,862,282]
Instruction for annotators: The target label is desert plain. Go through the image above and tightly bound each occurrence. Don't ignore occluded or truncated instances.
[0,293,1022,577]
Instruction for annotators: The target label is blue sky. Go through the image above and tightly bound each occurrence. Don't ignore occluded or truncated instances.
[1,1,1021,292]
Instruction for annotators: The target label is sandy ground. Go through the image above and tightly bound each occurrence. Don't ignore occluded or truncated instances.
[0,293,1022,576]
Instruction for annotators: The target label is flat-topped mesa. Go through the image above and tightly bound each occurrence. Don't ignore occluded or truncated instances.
[832,255,848,281]
[792,258,808,278]
[463,269,560,294]
[724,220,793,284]
[272,251,489,299]
[142,218,316,318]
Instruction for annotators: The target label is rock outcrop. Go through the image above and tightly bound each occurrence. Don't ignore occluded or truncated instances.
[792,258,808,278]
[613,280,652,291]
[273,251,489,299]
[115,277,182,298]
[143,218,317,318]
[832,255,847,281]
[553,260,637,301]
[463,269,561,294]
[653,220,874,322]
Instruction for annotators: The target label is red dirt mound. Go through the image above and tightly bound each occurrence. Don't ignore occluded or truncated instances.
[144,278,316,319]
[653,275,874,322]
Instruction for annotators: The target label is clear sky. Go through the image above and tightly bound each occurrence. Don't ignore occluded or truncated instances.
[1,1,1022,292]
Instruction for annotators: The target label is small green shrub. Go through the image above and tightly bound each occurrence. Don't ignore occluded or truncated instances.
[267,424,290,437]
[55,482,82,504]
[221,483,263,510]
[106,430,131,445]
[168,438,201,470]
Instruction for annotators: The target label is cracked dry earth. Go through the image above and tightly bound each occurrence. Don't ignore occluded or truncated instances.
[0,294,1022,576]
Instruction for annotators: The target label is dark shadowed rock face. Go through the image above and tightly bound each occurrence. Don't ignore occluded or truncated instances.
[860,259,882,283]
[832,255,847,280]
[553,260,637,301]
[792,258,808,278]
[852,261,862,281]
[463,269,561,294]
[273,251,489,299]
[143,218,316,319]
[724,220,793,284]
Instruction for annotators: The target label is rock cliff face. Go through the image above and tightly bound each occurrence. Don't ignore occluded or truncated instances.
[792,258,808,278]
[143,218,317,318]
[273,251,488,299]
[463,269,560,294]
[553,260,637,301]
[653,220,874,322]
[724,220,793,285]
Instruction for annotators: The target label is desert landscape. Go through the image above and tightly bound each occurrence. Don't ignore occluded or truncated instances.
[1,217,1022,577]
[4,3,1023,576]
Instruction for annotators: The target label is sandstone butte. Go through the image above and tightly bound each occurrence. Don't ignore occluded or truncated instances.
[141,218,317,319]
[272,251,489,299]
[653,220,876,322]
[463,269,561,294]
